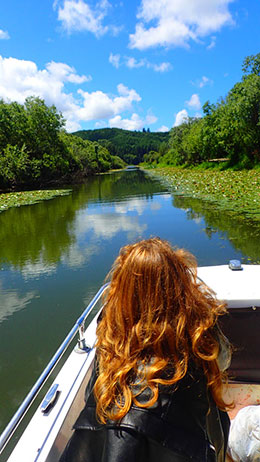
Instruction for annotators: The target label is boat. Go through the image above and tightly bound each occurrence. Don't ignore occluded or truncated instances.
[1,262,260,461]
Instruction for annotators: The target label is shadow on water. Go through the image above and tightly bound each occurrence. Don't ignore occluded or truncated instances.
[172,194,260,264]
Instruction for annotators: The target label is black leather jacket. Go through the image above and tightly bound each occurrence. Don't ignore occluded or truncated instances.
[60,359,230,462]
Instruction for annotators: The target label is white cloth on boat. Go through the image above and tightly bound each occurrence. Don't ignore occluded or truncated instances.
[228,405,260,462]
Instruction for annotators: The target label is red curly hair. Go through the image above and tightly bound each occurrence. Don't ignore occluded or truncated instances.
[94,237,229,423]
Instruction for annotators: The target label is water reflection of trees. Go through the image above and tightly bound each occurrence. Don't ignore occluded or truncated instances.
[74,170,167,205]
[172,195,260,262]
[0,170,167,269]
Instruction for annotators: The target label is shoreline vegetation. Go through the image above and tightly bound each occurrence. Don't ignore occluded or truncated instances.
[0,189,72,213]
[1,166,260,223]
[145,166,260,223]
[0,97,126,192]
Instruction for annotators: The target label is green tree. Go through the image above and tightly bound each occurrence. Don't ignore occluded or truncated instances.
[164,118,195,165]
[143,150,160,164]
[97,139,116,156]
[0,97,70,186]
[182,118,204,164]
[0,100,28,151]
[73,127,169,164]
[218,74,260,166]
[158,141,169,157]
[242,53,260,76]
[0,144,29,187]
[0,98,128,189]
[24,97,69,177]
[200,101,226,161]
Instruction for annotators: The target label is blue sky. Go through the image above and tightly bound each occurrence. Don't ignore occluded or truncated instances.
[0,0,259,132]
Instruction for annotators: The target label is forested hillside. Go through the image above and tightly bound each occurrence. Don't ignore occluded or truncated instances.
[73,127,169,164]
[143,54,260,169]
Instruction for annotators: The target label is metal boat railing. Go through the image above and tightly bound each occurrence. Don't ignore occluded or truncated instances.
[0,283,109,454]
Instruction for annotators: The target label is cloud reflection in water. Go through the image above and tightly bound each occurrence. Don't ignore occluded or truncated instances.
[0,282,37,323]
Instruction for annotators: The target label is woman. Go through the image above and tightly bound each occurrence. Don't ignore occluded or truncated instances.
[61,238,231,462]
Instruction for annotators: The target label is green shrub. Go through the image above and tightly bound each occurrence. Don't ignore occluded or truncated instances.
[0,144,29,187]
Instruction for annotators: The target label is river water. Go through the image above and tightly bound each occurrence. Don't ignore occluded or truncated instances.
[0,168,260,440]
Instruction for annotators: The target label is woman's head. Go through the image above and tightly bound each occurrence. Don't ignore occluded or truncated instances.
[95,238,228,422]
[102,238,197,354]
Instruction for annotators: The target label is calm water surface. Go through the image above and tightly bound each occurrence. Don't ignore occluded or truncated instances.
[1,169,260,439]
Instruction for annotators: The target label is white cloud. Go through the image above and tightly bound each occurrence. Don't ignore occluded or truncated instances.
[109,111,157,130]
[174,109,188,127]
[199,76,210,87]
[66,119,82,132]
[192,75,213,88]
[186,93,201,110]
[109,114,143,130]
[126,57,172,72]
[109,52,120,68]
[207,36,216,49]
[125,56,146,69]
[0,55,147,132]
[55,0,111,36]
[146,112,158,125]
[129,0,234,50]
[0,55,90,131]
[95,120,106,128]
[109,53,172,73]
[0,29,10,40]
[157,125,169,132]
[77,83,141,121]
[110,24,124,36]
[152,62,172,72]
[0,57,89,103]
[46,61,90,83]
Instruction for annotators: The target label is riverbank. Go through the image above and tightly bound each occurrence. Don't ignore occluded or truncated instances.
[0,189,72,213]
[0,168,128,213]
[145,166,260,223]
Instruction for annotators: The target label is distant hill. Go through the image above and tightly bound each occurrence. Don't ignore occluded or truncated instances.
[73,127,169,164]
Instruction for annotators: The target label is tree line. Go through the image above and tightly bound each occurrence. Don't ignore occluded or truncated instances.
[0,97,125,190]
[143,54,260,169]
[73,127,169,165]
